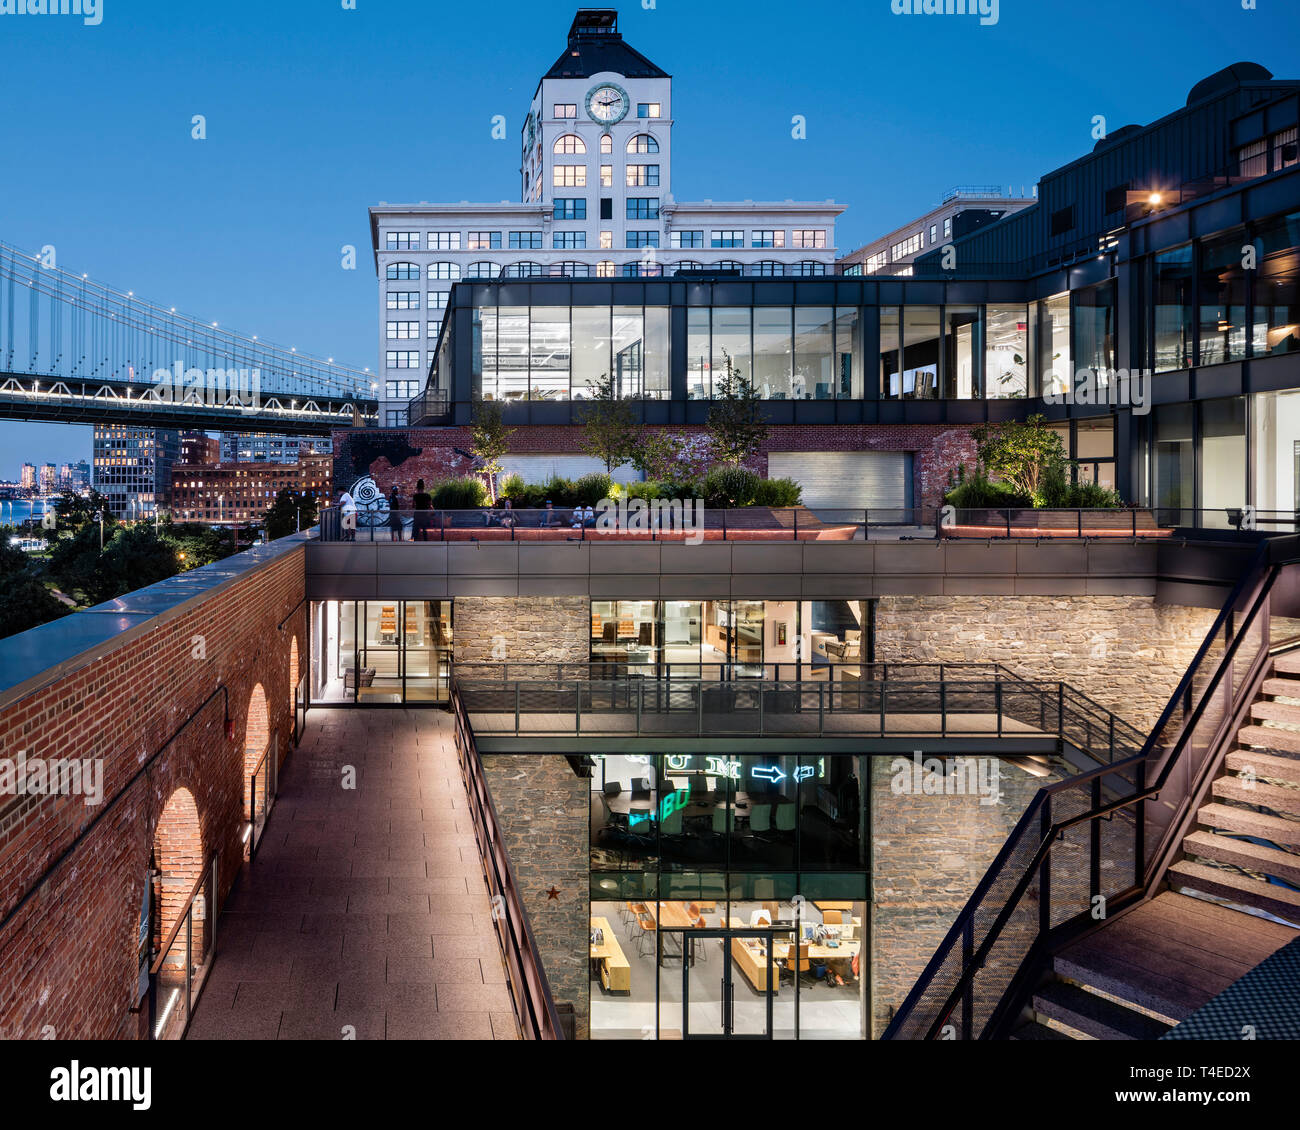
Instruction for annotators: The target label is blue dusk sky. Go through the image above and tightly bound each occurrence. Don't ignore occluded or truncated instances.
[0,0,1296,471]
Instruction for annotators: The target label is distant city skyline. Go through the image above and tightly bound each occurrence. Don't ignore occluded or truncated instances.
[0,0,1296,467]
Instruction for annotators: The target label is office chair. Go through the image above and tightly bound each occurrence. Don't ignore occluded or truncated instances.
[631,777,651,800]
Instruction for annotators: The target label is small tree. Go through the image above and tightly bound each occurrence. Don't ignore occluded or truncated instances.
[578,372,639,475]
[972,414,1068,504]
[470,400,515,503]
[262,489,319,541]
[631,430,679,481]
[706,349,768,466]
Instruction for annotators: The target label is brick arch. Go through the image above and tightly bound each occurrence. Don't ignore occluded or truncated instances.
[152,787,204,980]
[288,635,300,733]
[243,683,270,822]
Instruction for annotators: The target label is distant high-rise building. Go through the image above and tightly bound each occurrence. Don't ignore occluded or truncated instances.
[38,464,57,496]
[220,434,332,465]
[92,426,181,519]
[179,431,221,466]
[170,453,333,525]
[58,461,92,491]
[19,464,36,491]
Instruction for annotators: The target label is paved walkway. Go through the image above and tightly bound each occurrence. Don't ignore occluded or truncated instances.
[187,708,519,1040]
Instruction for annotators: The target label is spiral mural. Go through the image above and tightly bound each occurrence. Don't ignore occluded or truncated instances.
[349,476,391,527]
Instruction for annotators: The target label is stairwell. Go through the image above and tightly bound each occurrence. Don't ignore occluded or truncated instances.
[1016,650,1300,1040]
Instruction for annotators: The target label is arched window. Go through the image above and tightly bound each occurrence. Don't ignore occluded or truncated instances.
[626,133,660,154]
[504,261,543,278]
[465,261,498,279]
[792,260,828,277]
[553,133,586,154]
[673,260,702,274]
[599,134,613,154]
[427,262,461,280]
[751,261,784,277]
[596,261,616,278]
[386,262,420,281]
[716,260,744,273]
[549,261,591,278]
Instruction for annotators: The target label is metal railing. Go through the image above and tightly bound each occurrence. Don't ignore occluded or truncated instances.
[455,667,1145,760]
[319,505,925,543]
[451,692,565,1039]
[941,507,1162,538]
[247,734,278,863]
[882,535,1300,1040]
[148,851,218,1041]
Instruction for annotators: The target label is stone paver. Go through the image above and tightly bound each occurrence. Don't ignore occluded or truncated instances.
[186,708,519,1041]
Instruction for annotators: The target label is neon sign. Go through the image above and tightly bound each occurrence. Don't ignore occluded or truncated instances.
[629,786,690,828]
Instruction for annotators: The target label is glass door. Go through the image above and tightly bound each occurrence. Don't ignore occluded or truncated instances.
[682,929,773,1039]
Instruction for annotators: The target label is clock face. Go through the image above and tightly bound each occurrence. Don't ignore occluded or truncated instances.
[586,83,629,125]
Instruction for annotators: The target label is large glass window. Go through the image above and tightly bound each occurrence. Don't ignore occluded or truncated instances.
[794,307,834,401]
[712,308,752,385]
[879,307,900,398]
[899,306,940,399]
[1153,246,1194,372]
[1199,232,1249,365]
[836,306,863,399]
[1252,390,1300,517]
[310,600,453,705]
[528,308,570,400]
[1253,211,1300,358]
[943,306,979,399]
[985,304,1028,398]
[1036,293,1071,396]
[1153,403,1194,524]
[753,308,793,400]
[687,308,711,399]
[1072,281,1116,376]
[1200,398,1247,528]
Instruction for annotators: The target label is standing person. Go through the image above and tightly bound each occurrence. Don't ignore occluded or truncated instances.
[338,488,357,542]
[388,485,405,542]
[412,478,433,542]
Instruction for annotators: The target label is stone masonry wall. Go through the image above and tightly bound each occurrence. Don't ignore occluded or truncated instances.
[480,754,589,1039]
[870,756,1063,1038]
[877,596,1218,736]
[452,597,590,666]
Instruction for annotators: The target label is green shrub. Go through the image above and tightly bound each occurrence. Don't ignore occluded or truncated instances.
[1063,481,1124,508]
[751,477,803,507]
[701,465,760,507]
[944,468,1031,509]
[572,472,614,506]
[1035,458,1070,508]
[499,473,526,501]
[625,481,662,501]
[430,477,487,508]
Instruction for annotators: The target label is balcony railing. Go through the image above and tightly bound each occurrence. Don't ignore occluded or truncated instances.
[148,851,218,1041]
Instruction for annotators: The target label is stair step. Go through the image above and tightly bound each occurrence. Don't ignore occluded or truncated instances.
[1197,803,1300,846]
[1033,980,1172,1040]
[1250,701,1300,726]
[1168,860,1300,922]
[1010,1021,1075,1041]
[1237,725,1300,755]
[1261,678,1300,697]
[1225,750,1300,783]
[1212,776,1300,816]
[1182,831,1300,886]
[1272,652,1300,676]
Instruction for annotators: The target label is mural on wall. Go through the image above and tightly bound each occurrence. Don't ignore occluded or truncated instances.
[349,476,390,527]
[336,433,426,485]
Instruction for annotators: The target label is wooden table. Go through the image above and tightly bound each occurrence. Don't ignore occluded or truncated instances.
[814,901,855,912]
[590,917,631,993]
[731,936,778,993]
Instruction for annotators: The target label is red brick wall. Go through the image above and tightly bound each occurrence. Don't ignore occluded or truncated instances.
[333,424,980,511]
[0,547,307,1039]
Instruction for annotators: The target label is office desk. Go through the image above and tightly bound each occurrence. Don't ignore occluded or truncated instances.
[814,901,855,912]
[731,937,778,993]
[590,916,631,993]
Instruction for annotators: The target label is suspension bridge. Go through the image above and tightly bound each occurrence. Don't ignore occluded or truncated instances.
[0,242,379,434]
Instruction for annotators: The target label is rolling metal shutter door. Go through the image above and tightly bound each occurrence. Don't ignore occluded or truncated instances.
[767,452,910,510]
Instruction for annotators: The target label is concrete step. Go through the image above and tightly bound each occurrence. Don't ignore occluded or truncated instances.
[1225,750,1300,784]
[1033,980,1172,1040]
[1168,860,1300,923]
[1212,776,1300,816]
[1250,701,1300,726]
[1010,1021,1075,1041]
[1197,803,1300,846]
[1261,678,1300,697]
[1237,725,1300,755]
[1272,653,1300,676]
[1182,830,1300,886]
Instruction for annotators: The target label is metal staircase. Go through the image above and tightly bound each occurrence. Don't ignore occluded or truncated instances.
[884,536,1300,1041]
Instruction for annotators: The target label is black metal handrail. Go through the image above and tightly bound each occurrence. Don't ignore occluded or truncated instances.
[451,692,565,1040]
[882,537,1300,1040]
[147,850,219,1041]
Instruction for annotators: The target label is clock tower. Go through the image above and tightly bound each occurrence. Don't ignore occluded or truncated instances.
[521,9,672,259]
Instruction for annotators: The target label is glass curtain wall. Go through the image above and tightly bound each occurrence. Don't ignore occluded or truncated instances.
[310,600,453,704]
[1073,281,1116,386]
[1199,232,1250,365]
[472,304,671,400]
[589,753,868,1040]
[1036,293,1071,396]
[1251,390,1300,516]
[1254,211,1300,358]
[985,304,1029,398]
[1200,398,1247,529]
[1153,246,1194,372]
[1153,403,1195,524]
